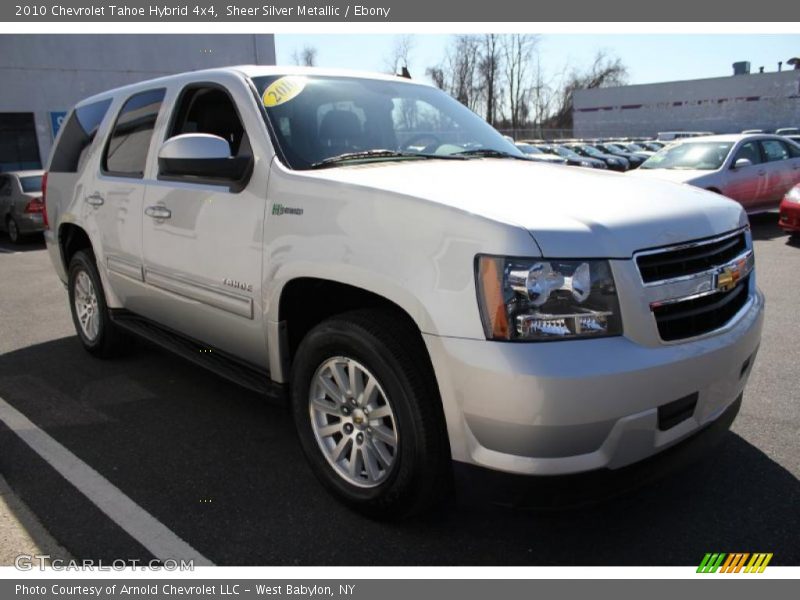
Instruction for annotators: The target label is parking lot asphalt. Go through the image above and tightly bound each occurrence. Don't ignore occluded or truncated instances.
[0,214,798,567]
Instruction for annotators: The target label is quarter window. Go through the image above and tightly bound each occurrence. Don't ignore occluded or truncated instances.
[50,98,112,173]
[103,89,165,177]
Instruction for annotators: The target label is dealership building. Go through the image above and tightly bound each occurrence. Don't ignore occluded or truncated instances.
[573,65,800,138]
[0,34,276,172]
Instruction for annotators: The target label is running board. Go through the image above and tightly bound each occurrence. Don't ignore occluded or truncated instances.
[110,310,286,402]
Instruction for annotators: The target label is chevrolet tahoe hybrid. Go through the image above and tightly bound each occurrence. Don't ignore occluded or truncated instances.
[43,67,764,517]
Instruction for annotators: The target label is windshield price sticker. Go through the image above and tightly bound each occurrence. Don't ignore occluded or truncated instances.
[262,76,308,108]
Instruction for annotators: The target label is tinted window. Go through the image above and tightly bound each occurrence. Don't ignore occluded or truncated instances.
[49,99,112,173]
[103,89,165,177]
[733,142,761,165]
[760,139,790,162]
[0,176,9,195]
[20,175,42,192]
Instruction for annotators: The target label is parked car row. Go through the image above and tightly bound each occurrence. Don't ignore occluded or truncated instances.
[512,137,668,171]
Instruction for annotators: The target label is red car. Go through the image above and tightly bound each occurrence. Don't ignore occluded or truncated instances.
[779,184,800,235]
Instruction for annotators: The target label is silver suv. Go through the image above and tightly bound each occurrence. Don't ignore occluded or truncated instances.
[43,67,764,517]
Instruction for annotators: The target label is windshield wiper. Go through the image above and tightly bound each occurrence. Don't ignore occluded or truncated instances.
[310,149,464,169]
[452,148,528,160]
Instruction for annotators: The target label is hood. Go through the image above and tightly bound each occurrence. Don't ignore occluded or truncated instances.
[303,159,746,257]
[628,168,712,184]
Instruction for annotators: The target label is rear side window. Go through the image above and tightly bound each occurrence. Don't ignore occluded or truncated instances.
[760,139,790,162]
[49,98,112,173]
[103,89,165,178]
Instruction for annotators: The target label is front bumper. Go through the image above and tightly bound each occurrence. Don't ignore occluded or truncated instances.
[424,287,763,477]
[779,198,800,233]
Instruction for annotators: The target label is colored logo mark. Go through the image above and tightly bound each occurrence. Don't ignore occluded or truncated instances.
[697,553,773,573]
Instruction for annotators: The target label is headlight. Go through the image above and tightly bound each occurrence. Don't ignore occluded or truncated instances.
[476,256,622,341]
[786,186,800,203]
[580,160,592,167]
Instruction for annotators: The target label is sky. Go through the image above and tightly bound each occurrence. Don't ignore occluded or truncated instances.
[275,34,800,87]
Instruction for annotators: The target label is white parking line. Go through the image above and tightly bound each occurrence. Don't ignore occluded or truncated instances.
[0,396,214,566]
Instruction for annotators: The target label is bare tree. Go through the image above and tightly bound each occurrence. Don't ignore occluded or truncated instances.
[547,51,628,129]
[426,66,446,90]
[477,34,502,126]
[529,52,552,133]
[501,34,539,132]
[385,35,414,75]
[292,45,318,67]
[448,35,481,111]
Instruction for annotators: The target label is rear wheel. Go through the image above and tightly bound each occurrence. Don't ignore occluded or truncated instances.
[67,250,127,358]
[290,309,451,518]
[6,216,21,244]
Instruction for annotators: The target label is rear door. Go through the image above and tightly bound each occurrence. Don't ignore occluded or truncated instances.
[92,89,166,303]
[138,73,270,366]
[758,139,796,208]
[722,140,765,210]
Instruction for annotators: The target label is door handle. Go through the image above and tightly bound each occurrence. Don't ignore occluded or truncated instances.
[757,170,766,176]
[85,193,104,206]
[145,206,172,219]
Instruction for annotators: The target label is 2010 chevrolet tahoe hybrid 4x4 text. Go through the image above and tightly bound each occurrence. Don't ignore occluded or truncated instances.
[42,67,764,517]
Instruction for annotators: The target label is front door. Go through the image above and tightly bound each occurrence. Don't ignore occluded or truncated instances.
[139,76,270,367]
[723,141,765,211]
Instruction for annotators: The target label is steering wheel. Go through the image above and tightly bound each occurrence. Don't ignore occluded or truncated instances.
[401,133,443,153]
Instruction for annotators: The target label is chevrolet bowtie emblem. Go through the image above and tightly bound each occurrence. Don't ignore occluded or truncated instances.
[716,261,744,293]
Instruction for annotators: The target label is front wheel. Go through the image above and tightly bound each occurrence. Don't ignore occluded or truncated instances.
[290,309,451,518]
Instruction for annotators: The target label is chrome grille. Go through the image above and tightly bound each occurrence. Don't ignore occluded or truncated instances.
[636,230,747,284]
[635,229,753,342]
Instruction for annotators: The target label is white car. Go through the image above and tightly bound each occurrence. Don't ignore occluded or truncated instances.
[43,67,763,516]
[631,134,800,213]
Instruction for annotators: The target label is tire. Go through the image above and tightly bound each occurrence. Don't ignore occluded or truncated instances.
[7,216,22,244]
[290,309,451,519]
[67,250,127,358]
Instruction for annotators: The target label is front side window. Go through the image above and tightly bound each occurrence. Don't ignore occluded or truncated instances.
[733,142,762,165]
[103,89,165,177]
[168,85,249,157]
[251,75,522,170]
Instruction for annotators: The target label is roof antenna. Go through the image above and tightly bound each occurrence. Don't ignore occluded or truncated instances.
[400,66,412,79]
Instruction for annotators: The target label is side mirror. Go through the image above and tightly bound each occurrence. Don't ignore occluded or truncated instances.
[732,157,752,170]
[158,133,252,183]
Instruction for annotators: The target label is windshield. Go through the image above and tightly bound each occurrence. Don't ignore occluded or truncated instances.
[20,175,43,192]
[627,143,646,152]
[516,144,543,155]
[577,145,604,157]
[640,141,734,170]
[553,146,580,159]
[252,75,524,169]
